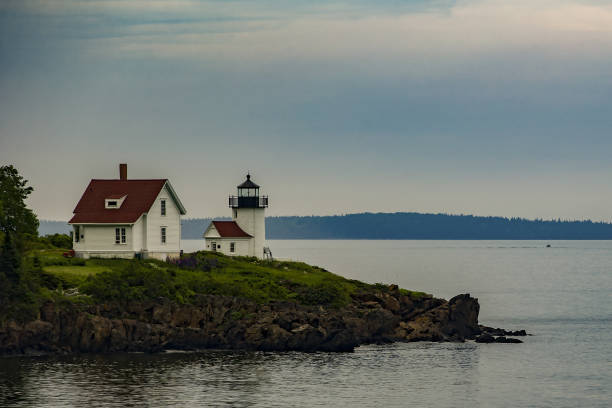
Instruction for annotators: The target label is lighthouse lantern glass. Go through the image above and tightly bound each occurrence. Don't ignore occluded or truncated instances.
[238,187,258,197]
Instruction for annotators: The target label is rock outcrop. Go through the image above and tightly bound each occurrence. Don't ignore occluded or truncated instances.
[0,289,525,355]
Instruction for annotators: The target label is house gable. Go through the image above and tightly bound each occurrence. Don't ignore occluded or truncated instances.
[145,183,183,252]
[204,223,221,238]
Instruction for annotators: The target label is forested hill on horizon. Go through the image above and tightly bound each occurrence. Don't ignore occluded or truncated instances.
[40,212,612,240]
[265,213,612,239]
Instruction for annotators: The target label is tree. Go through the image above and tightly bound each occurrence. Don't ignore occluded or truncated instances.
[0,165,38,236]
[0,165,38,284]
[0,231,20,282]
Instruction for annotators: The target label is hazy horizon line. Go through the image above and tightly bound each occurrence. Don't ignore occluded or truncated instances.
[39,211,612,225]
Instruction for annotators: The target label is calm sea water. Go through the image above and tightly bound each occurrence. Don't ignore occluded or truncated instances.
[2,240,611,407]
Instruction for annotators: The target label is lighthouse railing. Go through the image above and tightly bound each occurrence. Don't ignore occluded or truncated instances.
[229,196,268,208]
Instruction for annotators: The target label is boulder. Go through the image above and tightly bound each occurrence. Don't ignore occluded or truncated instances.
[493,336,523,343]
[475,333,495,343]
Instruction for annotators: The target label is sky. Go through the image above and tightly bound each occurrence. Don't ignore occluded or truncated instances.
[1,0,612,221]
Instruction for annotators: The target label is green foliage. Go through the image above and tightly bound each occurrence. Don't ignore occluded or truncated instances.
[43,234,73,249]
[0,165,38,236]
[23,234,73,251]
[0,232,20,283]
[398,288,430,300]
[0,243,45,323]
[81,261,182,303]
[68,251,368,307]
[0,165,39,315]
[230,310,246,320]
[296,281,349,307]
[43,265,109,287]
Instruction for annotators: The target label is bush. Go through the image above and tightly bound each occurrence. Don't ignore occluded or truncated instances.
[296,281,348,307]
[167,254,218,271]
[37,253,85,267]
[23,234,73,251]
[45,234,72,249]
[81,261,183,303]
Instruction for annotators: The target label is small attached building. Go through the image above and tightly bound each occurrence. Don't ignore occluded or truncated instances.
[203,221,253,256]
[69,164,186,260]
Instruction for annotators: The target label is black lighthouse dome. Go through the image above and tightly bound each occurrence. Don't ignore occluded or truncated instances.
[237,173,260,190]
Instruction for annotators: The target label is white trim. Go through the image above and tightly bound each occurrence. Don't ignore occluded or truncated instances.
[163,180,187,215]
[74,250,180,254]
[205,237,251,241]
[115,227,127,245]
[203,222,215,238]
[77,250,135,253]
[105,195,127,209]
[69,222,135,225]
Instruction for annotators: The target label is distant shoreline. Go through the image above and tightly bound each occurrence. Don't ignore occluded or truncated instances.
[40,212,612,240]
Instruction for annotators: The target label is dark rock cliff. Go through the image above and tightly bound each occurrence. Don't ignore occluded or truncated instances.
[0,287,520,354]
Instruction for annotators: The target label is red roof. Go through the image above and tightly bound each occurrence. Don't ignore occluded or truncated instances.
[106,194,127,199]
[69,179,167,224]
[212,221,252,238]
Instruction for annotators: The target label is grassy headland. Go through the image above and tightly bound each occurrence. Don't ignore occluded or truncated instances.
[5,242,428,323]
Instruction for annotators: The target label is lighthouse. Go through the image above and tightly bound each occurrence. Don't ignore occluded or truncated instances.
[203,174,269,258]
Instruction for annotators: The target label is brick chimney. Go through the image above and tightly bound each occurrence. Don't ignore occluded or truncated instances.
[119,163,127,180]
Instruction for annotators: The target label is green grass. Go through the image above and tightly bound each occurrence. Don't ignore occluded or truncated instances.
[27,249,429,308]
[399,288,429,300]
[42,265,112,287]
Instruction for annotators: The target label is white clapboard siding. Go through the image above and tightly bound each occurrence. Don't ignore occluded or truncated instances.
[146,184,181,254]
[74,225,133,251]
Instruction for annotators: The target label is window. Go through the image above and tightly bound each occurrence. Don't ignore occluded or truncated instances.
[74,226,80,243]
[161,199,166,216]
[105,196,126,209]
[115,227,126,244]
[230,242,235,253]
[161,227,166,244]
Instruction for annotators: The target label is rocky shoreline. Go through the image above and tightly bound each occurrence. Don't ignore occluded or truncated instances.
[0,286,526,355]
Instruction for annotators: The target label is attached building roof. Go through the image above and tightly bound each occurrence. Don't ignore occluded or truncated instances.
[209,221,253,238]
[69,179,186,224]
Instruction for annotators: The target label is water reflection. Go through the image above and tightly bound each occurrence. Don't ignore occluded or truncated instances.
[1,343,482,407]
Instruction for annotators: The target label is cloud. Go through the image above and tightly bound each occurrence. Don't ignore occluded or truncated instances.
[42,0,610,74]
[6,0,612,70]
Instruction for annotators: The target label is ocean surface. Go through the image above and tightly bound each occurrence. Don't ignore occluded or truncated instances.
[2,240,611,407]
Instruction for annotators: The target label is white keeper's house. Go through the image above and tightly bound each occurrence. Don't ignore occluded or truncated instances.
[69,164,186,260]
[203,174,270,259]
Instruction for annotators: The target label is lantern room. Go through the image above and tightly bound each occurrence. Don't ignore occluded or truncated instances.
[229,174,269,208]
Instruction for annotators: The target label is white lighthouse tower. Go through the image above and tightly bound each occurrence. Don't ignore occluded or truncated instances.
[230,174,268,257]
[204,174,269,258]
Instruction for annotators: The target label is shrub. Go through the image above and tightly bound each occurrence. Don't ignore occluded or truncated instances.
[83,262,168,302]
[167,254,219,271]
[296,281,348,307]
[45,234,73,249]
